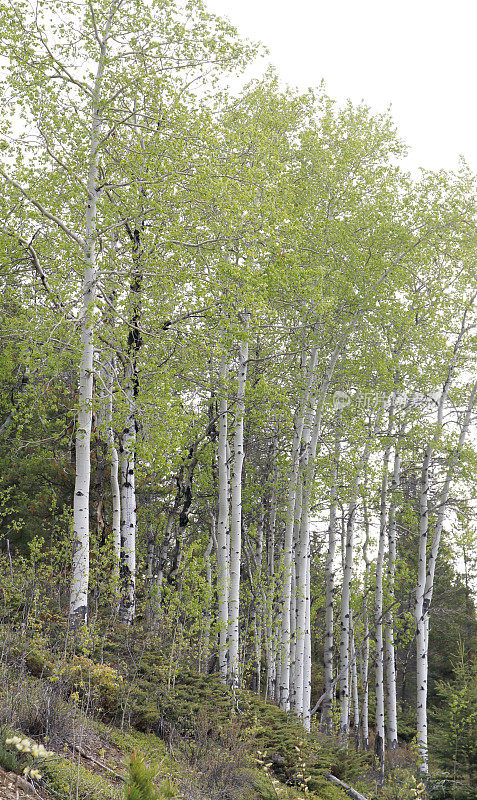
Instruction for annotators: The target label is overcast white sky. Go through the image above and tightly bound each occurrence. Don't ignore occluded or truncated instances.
[206,0,477,173]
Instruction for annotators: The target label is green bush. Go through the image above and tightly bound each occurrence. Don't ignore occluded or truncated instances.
[124,751,161,800]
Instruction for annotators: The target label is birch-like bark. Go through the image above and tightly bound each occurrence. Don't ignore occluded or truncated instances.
[295,342,342,722]
[279,346,319,709]
[322,427,340,732]
[228,322,249,688]
[375,405,394,774]
[289,562,297,707]
[118,407,137,624]
[292,475,306,714]
[265,488,277,700]
[118,234,143,624]
[70,8,116,627]
[416,380,476,775]
[361,495,371,750]
[415,443,431,775]
[303,546,312,731]
[339,495,357,737]
[350,610,360,748]
[414,346,458,773]
[217,355,229,681]
[105,358,121,595]
[385,446,401,753]
[423,381,477,617]
[340,436,372,738]
[254,513,264,693]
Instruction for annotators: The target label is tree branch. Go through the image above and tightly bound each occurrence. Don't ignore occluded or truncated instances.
[0,171,85,247]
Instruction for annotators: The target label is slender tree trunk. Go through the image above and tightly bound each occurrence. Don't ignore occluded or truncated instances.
[279,346,319,709]
[255,513,264,693]
[295,343,342,723]
[385,446,401,754]
[375,407,394,778]
[294,473,308,717]
[228,322,249,688]
[303,546,312,731]
[118,412,137,624]
[361,496,371,750]
[340,435,372,738]
[415,444,431,776]
[350,610,360,749]
[265,491,277,701]
[340,495,357,737]
[217,355,229,681]
[289,561,297,707]
[322,427,340,732]
[106,359,121,596]
[416,381,476,776]
[69,19,114,627]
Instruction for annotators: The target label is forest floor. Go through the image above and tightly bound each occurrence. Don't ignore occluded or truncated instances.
[0,623,389,800]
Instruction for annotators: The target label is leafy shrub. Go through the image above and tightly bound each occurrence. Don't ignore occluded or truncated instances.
[58,655,124,710]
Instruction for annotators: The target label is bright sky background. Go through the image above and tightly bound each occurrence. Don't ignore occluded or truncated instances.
[206,0,477,174]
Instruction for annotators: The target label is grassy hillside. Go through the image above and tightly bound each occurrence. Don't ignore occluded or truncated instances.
[0,621,384,800]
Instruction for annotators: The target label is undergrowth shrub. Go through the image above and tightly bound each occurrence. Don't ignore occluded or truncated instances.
[179,711,251,800]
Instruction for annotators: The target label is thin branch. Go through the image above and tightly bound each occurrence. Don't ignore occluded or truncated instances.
[0,170,85,247]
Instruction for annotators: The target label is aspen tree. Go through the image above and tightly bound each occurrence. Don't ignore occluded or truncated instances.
[217,354,230,681]
[416,378,476,776]
[279,346,319,709]
[0,0,255,628]
[374,403,395,775]
[322,428,341,732]
[227,319,249,688]
[105,358,121,593]
[385,443,402,754]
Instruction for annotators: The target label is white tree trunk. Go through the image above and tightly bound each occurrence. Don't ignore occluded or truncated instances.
[227,323,249,688]
[294,343,342,722]
[375,407,394,773]
[279,347,319,709]
[322,429,340,732]
[292,477,306,714]
[339,496,357,737]
[340,436,372,738]
[255,513,264,693]
[118,404,137,624]
[70,14,115,626]
[361,497,371,750]
[106,358,121,595]
[217,355,229,681]
[385,447,401,753]
[415,444,431,775]
[350,611,360,748]
[416,380,476,776]
[303,546,312,731]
